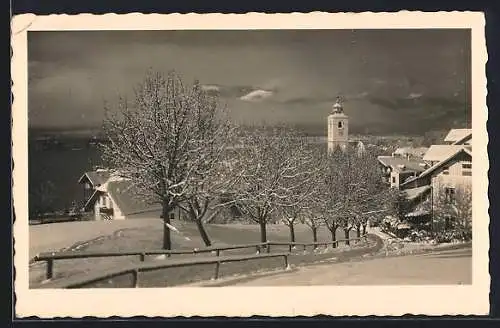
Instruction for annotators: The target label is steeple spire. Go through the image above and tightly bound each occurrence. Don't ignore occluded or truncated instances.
[332,96,344,114]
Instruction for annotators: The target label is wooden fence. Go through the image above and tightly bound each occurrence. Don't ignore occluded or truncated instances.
[38,252,290,289]
[32,235,368,286]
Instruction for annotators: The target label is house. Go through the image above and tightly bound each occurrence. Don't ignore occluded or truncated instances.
[377,155,428,188]
[378,128,472,230]
[79,170,161,220]
[391,146,429,161]
[422,144,469,167]
[400,145,472,220]
[78,169,111,202]
[403,146,472,190]
[444,128,472,145]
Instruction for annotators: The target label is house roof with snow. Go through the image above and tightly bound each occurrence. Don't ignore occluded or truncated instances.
[444,129,472,143]
[377,156,428,173]
[78,170,111,187]
[401,147,472,188]
[82,172,160,216]
[392,147,429,158]
[422,145,468,162]
[106,179,160,216]
[403,185,431,201]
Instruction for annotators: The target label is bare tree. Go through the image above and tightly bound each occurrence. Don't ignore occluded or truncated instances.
[312,146,344,247]
[452,185,473,233]
[101,70,230,249]
[324,145,387,245]
[277,143,318,243]
[175,82,240,246]
[387,188,413,220]
[234,127,318,243]
[433,182,472,237]
[279,206,302,243]
[323,216,341,246]
[301,217,323,247]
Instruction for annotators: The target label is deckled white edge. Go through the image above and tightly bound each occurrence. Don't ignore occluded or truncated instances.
[11,11,489,318]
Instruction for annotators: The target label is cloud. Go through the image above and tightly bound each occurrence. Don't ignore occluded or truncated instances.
[239,89,274,102]
[407,92,423,99]
[201,84,220,92]
[348,91,369,100]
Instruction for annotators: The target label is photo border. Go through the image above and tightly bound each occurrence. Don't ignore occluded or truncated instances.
[11,12,490,318]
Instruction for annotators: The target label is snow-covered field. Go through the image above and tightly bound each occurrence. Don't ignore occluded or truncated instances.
[29,219,162,259]
[28,219,363,287]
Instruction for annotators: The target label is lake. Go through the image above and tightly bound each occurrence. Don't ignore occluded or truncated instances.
[28,137,103,216]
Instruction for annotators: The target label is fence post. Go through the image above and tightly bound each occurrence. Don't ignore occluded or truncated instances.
[283,254,289,270]
[216,249,220,257]
[214,261,221,280]
[266,243,271,254]
[288,244,292,253]
[256,246,260,254]
[303,244,307,251]
[132,269,140,288]
[139,253,145,262]
[46,259,54,280]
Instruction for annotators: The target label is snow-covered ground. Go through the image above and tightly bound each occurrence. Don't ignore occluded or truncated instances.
[29,219,162,259]
[367,226,470,257]
[216,247,472,286]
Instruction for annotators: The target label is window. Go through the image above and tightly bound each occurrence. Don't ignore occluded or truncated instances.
[462,162,472,169]
[444,187,455,204]
[338,121,343,128]
[391,177,396,184]
[442,169,449,175]
[462,161,472,176]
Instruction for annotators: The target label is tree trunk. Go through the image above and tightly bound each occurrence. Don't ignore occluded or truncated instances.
[162,203,172,250]
[362,223,367,236]
[289,223,296,243]
[195,218,212,247]
[312,227,318,243]
[356,225,361,238]
[344,228,350,246]
[259,219,267,243]
[330,227,337,248]
[312,227,318,249]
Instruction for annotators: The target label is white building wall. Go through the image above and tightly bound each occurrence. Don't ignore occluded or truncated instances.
[390,171,399,188]
[94,199,100,220]
[108,193,125,220]
[431,158,472,200]
[327,114,349,154]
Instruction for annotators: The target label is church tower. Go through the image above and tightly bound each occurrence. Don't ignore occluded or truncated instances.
[327,97,349,154]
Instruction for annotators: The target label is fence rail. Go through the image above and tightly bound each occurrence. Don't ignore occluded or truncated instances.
[32,235,368,281]
[268,236,365,252]
[38,252,290,289]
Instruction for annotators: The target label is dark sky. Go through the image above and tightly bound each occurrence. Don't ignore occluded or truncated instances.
[28,29,471,133]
